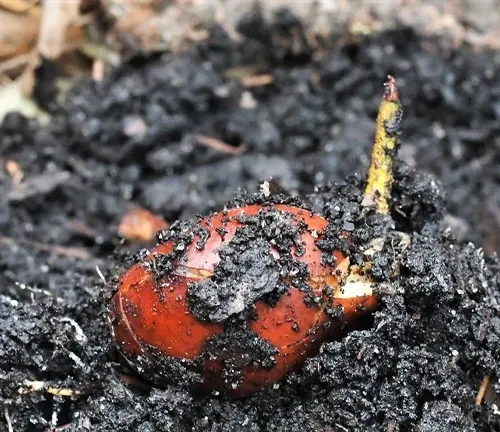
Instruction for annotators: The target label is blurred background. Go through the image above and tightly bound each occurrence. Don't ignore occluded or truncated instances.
[1,0,499,276]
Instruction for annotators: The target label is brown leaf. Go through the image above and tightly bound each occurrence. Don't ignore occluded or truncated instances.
[37,0,81,59]
[0,8,40,59]
[0,0,38,14]
[118,207,168,242]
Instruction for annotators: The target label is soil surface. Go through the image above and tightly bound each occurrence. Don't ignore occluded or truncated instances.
[1,11,500,432]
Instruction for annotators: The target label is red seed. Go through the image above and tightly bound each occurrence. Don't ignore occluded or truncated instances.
[110,204,377,396]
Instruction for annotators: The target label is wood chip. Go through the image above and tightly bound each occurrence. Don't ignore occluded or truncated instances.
[475,375,490,406]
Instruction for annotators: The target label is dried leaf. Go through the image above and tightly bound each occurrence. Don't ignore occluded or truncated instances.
[0,0,38,14]
[118,207,168,242]
[37,0,81,59]
[0,8,40,59]
[0,79,49,123]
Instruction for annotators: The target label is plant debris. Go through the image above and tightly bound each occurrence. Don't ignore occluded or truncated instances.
[117,207,168,242]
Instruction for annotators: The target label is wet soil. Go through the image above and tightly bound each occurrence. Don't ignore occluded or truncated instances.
[1,11,500,432]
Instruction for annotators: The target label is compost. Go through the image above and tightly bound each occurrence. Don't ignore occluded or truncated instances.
[1,11,499,432]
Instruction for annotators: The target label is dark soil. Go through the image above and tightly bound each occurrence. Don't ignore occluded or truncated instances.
[1,10,500,432]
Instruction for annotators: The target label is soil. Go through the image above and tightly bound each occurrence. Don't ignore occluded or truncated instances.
[1,10,500,432]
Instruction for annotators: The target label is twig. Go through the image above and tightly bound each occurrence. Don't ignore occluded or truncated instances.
[241,74,273,88]
[19,380,81,397]
[95,265,107,284]
[66,219,98,239]
[15,281,52,297]
[35,243,90,259]
[195,135,246,155]
[475,375,490,406]
[363,76,403,215]
[4,407,13,432]
[0,49,38,75]
[92,58,104,81]
[0,236,91,260]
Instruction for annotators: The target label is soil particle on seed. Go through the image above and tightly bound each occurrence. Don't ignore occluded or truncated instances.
[187,238,281,322]
[1,11,500,432]
[204,325,279,391]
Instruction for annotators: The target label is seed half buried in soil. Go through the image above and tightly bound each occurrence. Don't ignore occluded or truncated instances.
[110,77,402,397]
[110,204,378,396]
